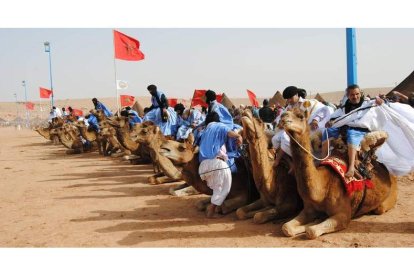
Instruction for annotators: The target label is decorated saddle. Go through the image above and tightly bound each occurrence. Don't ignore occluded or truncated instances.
[320,156,374,196]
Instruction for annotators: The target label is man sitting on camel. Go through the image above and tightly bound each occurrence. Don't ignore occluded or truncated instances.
[321,84,384,178]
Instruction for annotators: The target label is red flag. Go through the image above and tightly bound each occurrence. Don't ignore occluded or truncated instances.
[72,109,83,116]
[25,102,35,110]
[120,94,135,107]
[114,30,145,61]
[247,89,259,107]
[190,90,208,108]
[168,98,178,107]
[190,90,224,107]
[39,87,52,99]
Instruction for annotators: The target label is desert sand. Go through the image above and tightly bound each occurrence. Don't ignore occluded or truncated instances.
[0,126,413,247]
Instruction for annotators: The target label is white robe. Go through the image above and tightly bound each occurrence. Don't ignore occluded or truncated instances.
[332,101,414,176]
[199,158,232,206]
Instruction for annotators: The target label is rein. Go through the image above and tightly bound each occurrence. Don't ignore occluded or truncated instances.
[286,128,331,161]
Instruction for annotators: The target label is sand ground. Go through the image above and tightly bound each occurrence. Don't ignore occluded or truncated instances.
[0,127,413,247]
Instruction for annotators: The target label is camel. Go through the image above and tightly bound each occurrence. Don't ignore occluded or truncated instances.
[133,122,183,184]
[89,109,131,157]
[280,108,397,239]
[105,116,151,163]
[159,138,259,215]
[35,117,65,145]
[35,126,52,141]
[99,121,130,157]
[49,124,84,154]
[235,110,302,224]
[72,120,104,154]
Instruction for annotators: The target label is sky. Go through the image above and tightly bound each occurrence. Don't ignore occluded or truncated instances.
[1,28,413,103]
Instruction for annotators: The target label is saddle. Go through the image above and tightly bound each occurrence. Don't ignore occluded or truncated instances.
[320,130,389,196]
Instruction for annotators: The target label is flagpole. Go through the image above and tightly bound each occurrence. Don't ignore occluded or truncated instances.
[40,97,43,120]
[113,31,120,114]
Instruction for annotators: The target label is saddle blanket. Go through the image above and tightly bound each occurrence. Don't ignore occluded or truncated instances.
[320,157,374,196]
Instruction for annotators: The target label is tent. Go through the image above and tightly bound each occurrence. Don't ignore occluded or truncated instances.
[220,93,235,110]
[132,101,145,117]
[269,91,286,107]
[387,70,414,98]
[314,93,326,103]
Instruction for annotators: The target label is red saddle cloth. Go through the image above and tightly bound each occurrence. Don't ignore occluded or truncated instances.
[320,157,374,196]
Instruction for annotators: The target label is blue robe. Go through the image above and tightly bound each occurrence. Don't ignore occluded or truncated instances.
[95,102,113,117]
[143,106,178,136]
[129,114,142,128]
[208,100,233,128]
[150,91,166,108]
[87,114,99,132]
[176,109,204,140]
[198,122,238,173]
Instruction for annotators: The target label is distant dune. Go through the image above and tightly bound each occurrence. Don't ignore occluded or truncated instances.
[0,87,393,122]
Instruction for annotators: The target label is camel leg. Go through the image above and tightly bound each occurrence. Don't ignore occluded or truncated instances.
[305,212,350,239]
[196,197,211,211]
[96,141,102,155]
[148,173,164,184]
[52,135,60,145]
[282,209,318,237]
[236,198,267,220]
[220,195,248,215]
[154,176,177,185]
[253,206,278,224]
[253,200,301,224]
[373,177,398,215]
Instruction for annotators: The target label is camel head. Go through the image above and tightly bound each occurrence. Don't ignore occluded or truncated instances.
[133,121,161,145]
[51,117,64,128]
[240,109,265,144]
[90,109,106,121]
[107,116,128,129]
[281,108,309,136]
[72,120,88,129]
[159,139,198,165]
[49,127,59,135]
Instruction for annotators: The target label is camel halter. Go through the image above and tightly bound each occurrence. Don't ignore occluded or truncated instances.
[286,128,331,161]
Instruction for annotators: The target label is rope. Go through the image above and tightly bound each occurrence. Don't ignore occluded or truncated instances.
[286,128,331,161]
[332,102,379,125]
[199,159,236,175]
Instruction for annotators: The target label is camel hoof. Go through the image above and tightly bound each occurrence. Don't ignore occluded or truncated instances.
[253,212,268,224]
[170,186,199,197]
[281,223,296,237]
[196,200,208,211]
[111,151,125,158]
[236,208,248,220]
[305,226,320,240]
[148,176,157,184]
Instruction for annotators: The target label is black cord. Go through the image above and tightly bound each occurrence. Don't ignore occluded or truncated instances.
[199,159,236,175]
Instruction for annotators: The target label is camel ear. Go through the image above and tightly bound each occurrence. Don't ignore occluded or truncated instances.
[187,133,195,145]
[303,100,311,120]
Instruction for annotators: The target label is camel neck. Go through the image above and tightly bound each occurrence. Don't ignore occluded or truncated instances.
[289,128,323,201]
[247,128,272,192]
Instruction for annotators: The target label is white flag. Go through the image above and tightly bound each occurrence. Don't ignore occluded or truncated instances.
[116,80,129,90]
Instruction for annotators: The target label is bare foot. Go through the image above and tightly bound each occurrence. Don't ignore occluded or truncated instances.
[345,168,355,179]
[206,204,216,218]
